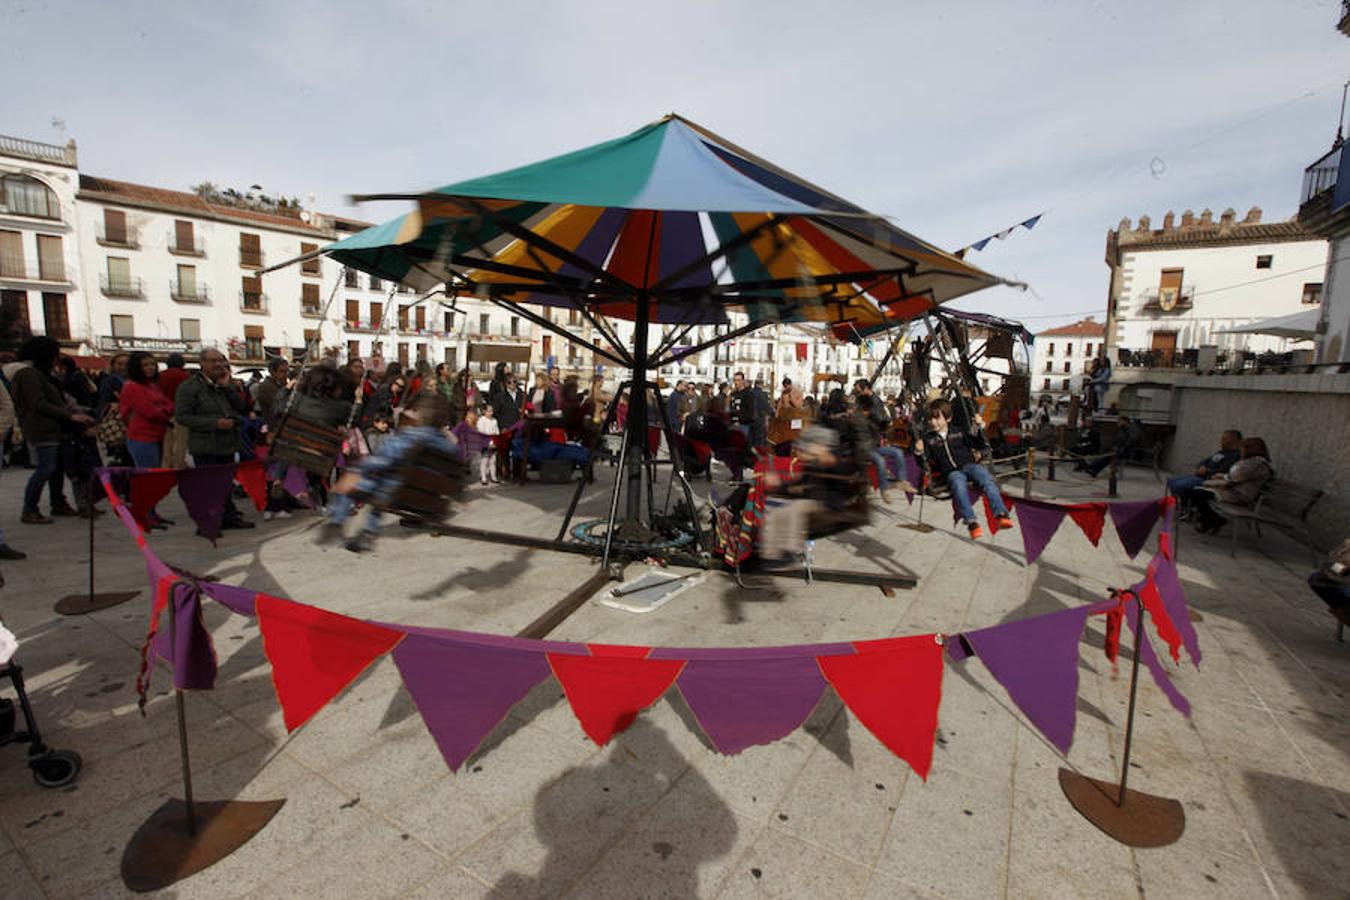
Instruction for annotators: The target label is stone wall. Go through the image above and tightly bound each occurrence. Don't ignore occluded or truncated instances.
[1166,372,1350,549]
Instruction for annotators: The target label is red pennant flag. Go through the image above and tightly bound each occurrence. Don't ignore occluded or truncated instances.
[816,635,944,779]
[981,494,1013,534]
[547,646,685,745]
[135,573,177,711]
[129,469,178,527]
[1065,503,1107,546]
[1138,567,1184,664]
[256,594,403,731]
[235,460,268,513]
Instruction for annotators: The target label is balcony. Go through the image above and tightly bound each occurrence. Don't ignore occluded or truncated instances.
[97,335,203,355]
[1139,285,1195,312]
[0,255,71,284]
[95,223,140,249]
[344,319,386,334]
[1300,146,1341,206]
[239,249,265,269]
[240,291,269,314]
[167,233,206,257]
[170,280,210,304]
[300,259,322,278]
[301,304,325,319]
[100,274,145,298]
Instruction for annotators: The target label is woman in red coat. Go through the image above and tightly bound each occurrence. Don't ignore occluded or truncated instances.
[120,352,177,526]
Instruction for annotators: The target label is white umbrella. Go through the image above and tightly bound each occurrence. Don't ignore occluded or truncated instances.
[1218,307,1319,341]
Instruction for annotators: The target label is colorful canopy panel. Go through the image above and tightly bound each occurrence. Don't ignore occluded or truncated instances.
[326,114,1001,326]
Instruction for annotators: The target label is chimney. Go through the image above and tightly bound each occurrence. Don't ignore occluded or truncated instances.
[1162,211,1175,231]
[1118,217,1132,232]
[1180,209,1195,228]
[1219,207,1236,229]
[1137,215,1151,233]
[1243,206,1263,224]
[1199,209,1213,226]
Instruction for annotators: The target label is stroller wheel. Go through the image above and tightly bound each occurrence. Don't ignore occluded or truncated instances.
[30,749,82,788]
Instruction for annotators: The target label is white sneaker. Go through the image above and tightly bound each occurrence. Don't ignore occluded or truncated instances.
[275,509,293,519]
[263,510,274,521]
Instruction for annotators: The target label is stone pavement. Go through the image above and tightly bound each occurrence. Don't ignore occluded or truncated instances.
[0,460,1346,899]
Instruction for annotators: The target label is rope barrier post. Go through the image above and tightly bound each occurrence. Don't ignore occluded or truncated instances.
[1023,447,1035,499]
[1057,593,1185,846]
[55,476,139,615]
[1107,459,1119,498]
[1047,454,1056,482]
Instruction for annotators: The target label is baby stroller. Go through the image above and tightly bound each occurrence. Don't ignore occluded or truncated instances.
[1,659,83,787]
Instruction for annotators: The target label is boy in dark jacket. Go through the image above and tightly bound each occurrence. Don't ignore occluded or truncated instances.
[914,399,1012,539]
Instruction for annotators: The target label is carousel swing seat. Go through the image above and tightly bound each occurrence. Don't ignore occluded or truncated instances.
[269,413,345,477]
[353,443,469,525]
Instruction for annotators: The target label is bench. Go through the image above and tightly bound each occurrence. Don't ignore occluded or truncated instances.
[1214,477,1325,563]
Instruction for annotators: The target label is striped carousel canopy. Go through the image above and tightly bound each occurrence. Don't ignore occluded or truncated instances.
[325,114,1002,327]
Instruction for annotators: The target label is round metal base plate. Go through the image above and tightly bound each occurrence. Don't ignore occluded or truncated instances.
[54,591,140,616]
[121,798,285,892]
[1058,768,1184,847]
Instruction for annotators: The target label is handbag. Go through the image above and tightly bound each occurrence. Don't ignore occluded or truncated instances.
[96,404,127,447]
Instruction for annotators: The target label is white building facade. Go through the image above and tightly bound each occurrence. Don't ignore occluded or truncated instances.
[1030,317,1105,401]
[1103,208,1327,363]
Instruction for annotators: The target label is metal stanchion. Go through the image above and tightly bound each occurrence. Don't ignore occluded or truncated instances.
[55,478,139,615]
[120,585,285,892]
[1023,447,1035,499]
[1107,459,1119,498]
[1058,594,1185,847]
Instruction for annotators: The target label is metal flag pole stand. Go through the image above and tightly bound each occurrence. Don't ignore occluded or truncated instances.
[1058,593,1185,847]
[120,585,285,892]
[55,479,139,615]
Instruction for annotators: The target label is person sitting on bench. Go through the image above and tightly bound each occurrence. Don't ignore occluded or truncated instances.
[1082,414,1143,477]
[914,399,1012,540]
[1190,437,1273,535]
[1168,429,1242,517]
[320,391,457,553]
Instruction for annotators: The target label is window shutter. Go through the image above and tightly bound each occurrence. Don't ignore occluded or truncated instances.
[175,220,194,252]
[37,235,63,280]
[104,209,127,244]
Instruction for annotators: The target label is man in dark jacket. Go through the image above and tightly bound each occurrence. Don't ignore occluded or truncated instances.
[488,364,523,431]
[1084,415,1144,477]
[11,337,94,523]
[914,398,1011,539]
[1168,429,1242,515]
[174,349,253,529]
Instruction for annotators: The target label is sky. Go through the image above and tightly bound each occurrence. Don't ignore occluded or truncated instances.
[3,0,1347,330]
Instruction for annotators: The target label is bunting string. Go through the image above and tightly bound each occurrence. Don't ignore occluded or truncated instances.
[96,469,1199,781]
[954,212,1044,259]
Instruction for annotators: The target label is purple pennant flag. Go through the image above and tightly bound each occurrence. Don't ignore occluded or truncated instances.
[1013,499,1068,564]
[177,463,238,541]
[904,452,921,504]
[281,464,310,502]
[959,602,1109,754]
[151,581,220,690]
[672,655,833,755]
[201,581,260,618]
[1147,554,1201,667]
[1126,602,1191,717]
[1109,500,1162,559]
[392,634,553,771]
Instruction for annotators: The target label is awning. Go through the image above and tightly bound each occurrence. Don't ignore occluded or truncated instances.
[1217,308,1319,340]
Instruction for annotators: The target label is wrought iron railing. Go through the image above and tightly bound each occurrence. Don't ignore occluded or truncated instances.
[100,274,144,298]
[1301,146,1341,205]
[239,291,269,313]
[170,280,210,303]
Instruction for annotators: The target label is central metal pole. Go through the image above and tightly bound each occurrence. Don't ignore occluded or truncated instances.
[168,586,198,835]
[87,479,96,605]
[626,293,651,524]
[1117,593,1146,807]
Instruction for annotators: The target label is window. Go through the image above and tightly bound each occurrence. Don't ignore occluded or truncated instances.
[510,316,520,337]
[243,325,265,360]
[568,308,581,326]
[241,274,262,310]
[398,343,409,367]
[239,233,262,268]
[42,293,69,340]
[1084,343,1093,357]
[415,306,425,331]
[180,318,201,341]
[102,209,129,245]
[1255,254,1272,269]
[369,275,382,291]
[36,235,63,281]
[1061,378,1070,390]
[1044,361,1052,373]
[0,230,23,277]
[1046,342,1054,356]
[1042,378,1051,390]
[302,282,321,311]
[417,343,428,361]
[172,220,197,255]
[478,358,489,374]
[1158,268,1184,307]
[110,314,134,338]
[1063,362,1070,374]
[300,243,320,276]
[1302,282,1323,305]
[1,174,59,219]
[106,257,133,294]
[370,302,383,327]
[444,311,454,332]
[2,289,30,332]
[304,329,320,356]
[444,347,456,367]
[346,299,359,326]
[344,269,359,288]
[398,306,409,330]
[347,340,360,361]
[479,313,490,334]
